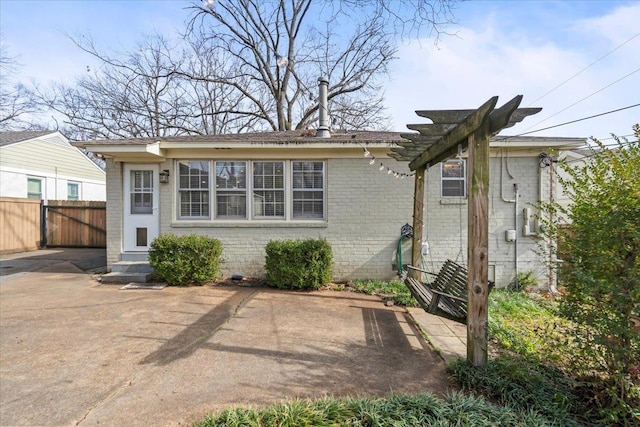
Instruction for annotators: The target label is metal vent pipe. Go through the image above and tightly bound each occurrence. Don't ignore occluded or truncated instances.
[316,76,330,138]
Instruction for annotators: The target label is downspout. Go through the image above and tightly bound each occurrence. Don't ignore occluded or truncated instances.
[548,159,557,292]
[513,183,519,288]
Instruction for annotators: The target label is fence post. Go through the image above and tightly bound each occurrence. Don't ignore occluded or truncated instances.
[40,200,47,248]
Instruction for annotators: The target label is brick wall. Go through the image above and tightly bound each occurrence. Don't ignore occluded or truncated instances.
[107,150,556,287]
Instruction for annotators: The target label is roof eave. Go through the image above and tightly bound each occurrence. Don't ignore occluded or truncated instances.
[82,141,166,162]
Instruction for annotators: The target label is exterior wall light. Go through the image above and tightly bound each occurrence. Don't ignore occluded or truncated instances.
[159,170,170,183]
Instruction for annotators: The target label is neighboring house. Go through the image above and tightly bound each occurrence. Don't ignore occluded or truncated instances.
[78,130,584,287]
[0,131,106,201]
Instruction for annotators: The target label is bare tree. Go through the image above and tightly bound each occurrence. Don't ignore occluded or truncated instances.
[0,41,40,130]
[38,35,192,139]
[37,0,456,139]
[184,0,457,131]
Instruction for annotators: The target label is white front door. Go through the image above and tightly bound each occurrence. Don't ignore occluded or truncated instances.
[123,164,159,252]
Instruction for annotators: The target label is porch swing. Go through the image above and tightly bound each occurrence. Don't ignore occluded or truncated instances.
[403,148,476,323]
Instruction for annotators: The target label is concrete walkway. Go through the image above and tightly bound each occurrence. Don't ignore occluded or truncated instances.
[408,308,467,363]
[0,249,454,427]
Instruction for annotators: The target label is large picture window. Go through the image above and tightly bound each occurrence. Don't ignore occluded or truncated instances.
[441,159,466,197]
[215,161,247,219]
[175,160,325,221]
[253,161,284,218]
[292,161,325,219]
[178,161,210,219]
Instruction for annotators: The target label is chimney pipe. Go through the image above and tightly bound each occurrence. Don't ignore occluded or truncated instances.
[316,76,330,138]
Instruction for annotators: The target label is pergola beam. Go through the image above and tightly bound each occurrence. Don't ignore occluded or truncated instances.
[408,97,497,171]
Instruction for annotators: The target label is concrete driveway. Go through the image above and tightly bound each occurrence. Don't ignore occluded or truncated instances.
[0,249,453,426]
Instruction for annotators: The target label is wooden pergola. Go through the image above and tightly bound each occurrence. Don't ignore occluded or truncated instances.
[389,95,541,366]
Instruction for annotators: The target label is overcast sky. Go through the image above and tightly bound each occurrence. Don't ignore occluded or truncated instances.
[1,0,638,141]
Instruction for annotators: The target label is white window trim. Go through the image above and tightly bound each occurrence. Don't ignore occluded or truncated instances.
[175,160,326,223]
[252,160,286,220]
[215,160,248,220]
[27,176,43,200]
[67,181,81,201]
[177,160,211,220]
[440,159,466,198]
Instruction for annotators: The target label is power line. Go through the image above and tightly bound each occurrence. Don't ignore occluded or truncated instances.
[516,103,640,136]
[526,32,640,107]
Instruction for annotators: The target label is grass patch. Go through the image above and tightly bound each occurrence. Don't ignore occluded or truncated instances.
[487,290,572,367]
[195,392,558,427]
[348,279,417,307]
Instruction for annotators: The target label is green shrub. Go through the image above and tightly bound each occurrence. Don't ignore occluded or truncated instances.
[511,270,537,291]
[148,233,222,285]
[264,238,332,290]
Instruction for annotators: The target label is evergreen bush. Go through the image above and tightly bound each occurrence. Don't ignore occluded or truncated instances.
[265,238,333,290]
[148,233,223,285]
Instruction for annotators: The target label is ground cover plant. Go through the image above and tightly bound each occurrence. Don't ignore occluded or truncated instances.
[194,392,558,427]
[347,279,417,307]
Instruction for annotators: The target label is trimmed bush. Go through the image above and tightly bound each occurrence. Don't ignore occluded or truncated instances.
[265,238,332,290]
[148,233,222,285]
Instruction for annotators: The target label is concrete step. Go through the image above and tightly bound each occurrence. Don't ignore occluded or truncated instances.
[120,252,149,262]
[111,261,154,274]
[100,271,155,284]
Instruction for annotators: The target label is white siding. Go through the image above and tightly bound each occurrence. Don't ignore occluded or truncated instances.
[0,135,106,201]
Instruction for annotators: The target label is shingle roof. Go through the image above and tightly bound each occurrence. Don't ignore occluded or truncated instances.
[0,130,55,147]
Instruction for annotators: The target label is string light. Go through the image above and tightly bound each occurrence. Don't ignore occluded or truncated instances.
[363,147,415,179]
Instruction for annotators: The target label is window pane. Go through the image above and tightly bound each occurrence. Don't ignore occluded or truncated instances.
[253,161,284,218]
[215,162,247,219]
[27,178,42,200]
[68,183,79,201]
[441,160,466,197]
[442,181,464,197]
[292,161,324,219]
[442,160,464,178]
[130,171,153,214]
[178,161,210,219]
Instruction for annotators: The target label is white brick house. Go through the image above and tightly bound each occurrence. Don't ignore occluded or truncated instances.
[78,131,584,287]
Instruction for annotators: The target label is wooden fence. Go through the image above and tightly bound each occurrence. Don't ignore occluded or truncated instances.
[0,197,42,254]
[0,198,106,254]
[44,200,106,248]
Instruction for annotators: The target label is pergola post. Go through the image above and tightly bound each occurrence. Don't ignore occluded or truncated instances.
[410,165,426,280]
[466,124,491,366]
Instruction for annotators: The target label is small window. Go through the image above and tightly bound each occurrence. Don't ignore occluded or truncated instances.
[441,159,466,197]
[179,161,210,219]
[216,161,247,219]
[253,161,284,218]
[130,170,153,214]
[292,161,325,219]
[67,182,80,201]
[27,178,42,200]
